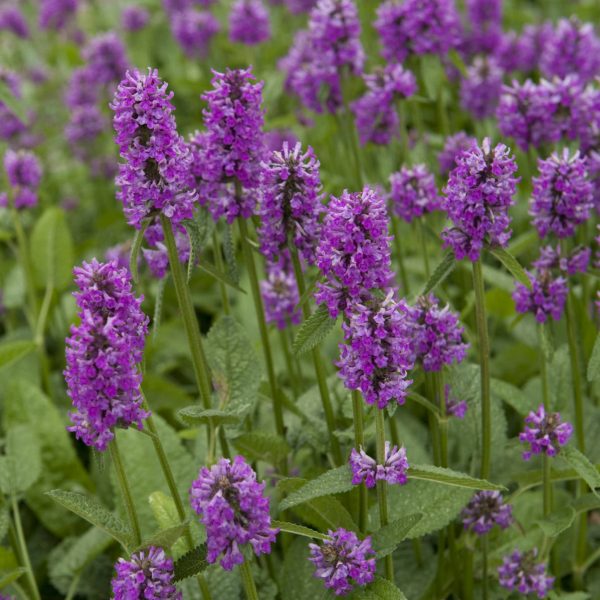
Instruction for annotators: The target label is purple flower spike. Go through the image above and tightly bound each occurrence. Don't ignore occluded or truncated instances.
[464,0,502,55]
[442,137,519,261]
[461,491,513,535]
[229,0,271,45]
[261,257,302,329]
[83,32,129,86]
[459,56,504,120]
[519,405,573,460]
[349,442,409,488]
[171,9,219,58]
[0,5,29,38]
[0,149,42,210]
[338,292,414,409]
[445,385,468,419]
[112,546,181,599]
[111,68,197,229]
[530,149,593,240]
[533,245,590,276]
[189,456,279,570]
[121,6,150,32]
[258,142,323,265]
[389,164,440,223]
[513,271,568,324]
[65,260,149,451]
[309,529,376,596]
[39,0,78,31]
[498,549,554,598]
[438,132,476,176]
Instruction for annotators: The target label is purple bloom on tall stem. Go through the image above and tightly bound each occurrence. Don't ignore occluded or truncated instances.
[530,149,593,239]
[442,137,519,261]
[111,546,181,599]
[171,9,219,58]
[284,0,317,14]
[39,0,78,30]
[83,32,129,87]
[229,0,271,45]
[261,257,302,329]
[189,456,279,570]
[111,68,197,229]
[438,132,476,176]
[0,5,29,38]
[308,528,376,596]
[513,271,568,324]
[461,491,513,535]
[389,164,440,223]
[519,405,573,460]
[459,56,504,120]
[463,0,502,54]
[0,70,26,141]
[65,260,149,451]
[0,149,42,210]
[121,5,150,32]
[533,245,590,276]
[498,549,554,598]
[349,442,409,488]
[445,385,467,419]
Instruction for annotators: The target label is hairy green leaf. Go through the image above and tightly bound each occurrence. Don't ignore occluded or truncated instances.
[136,523,188,552]
[279,466,354,510]
[535,505,576,537]
[351,578,408,599]
[173,544,209,582]
[232,432,290,464]
[0,340,36,369]
[371,513,423,558]
[561,446,600,497]
[280,537,325,600]
[177,406,241,426]
[271,520,328,541]
[421,252,455,296]
[491,378,532,416]
[487,246,531,289]
[292,304,337,356]
[198,259,246,293]
[408,464,506,491]
[588,333,600,382]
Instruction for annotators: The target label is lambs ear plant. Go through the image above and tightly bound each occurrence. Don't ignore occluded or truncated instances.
[1,0,600,599]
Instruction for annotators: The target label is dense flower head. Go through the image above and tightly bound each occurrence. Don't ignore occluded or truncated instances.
[257,142,322,264]
[315,187,393,317]
[111,68,197,229]
[0,149,42,210]
[83,32,129,87]
[461,491,513,535]
[308,528,376,596]
[338,292,414,409]
[0,70,26,141]
[406,295,468,372]
[0,5,29,38]
[351,64,416,146]
[513,270,568,323]
[121,5,150,31]
[65,67,99,109]
[229,0,271,45]
[442,137,519,261]
[111,546,181,599]
[189,456,279,570]
[171,9,219,58]
[65,105,107,163]
[533,245,590,276]
[498,549,554,598]
[284,0,317,14]
[463,0,502,54]
[39,0,78,30]
[519,405,573,460]
[543,75,587,142]
[261,256,302,329]
[494,29,539,73]
[530,149,593,239]
[445,385,468,419]
[65,259,149,451]
[375,0,461,64]
[389,164,440,223]
[349,442,408,488]
[438,132,476,176]
[459,56,504,120]
[539,17,600,83]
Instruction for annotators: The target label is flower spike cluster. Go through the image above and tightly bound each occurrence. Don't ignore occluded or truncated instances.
[65,260,149,451]
[261,257,302,329]
[513,270,568,323]
[438,132,476,176]
[349,442,409,488]
[389,164,440,223]
[0,149,42,210]
[461,491,513,535]
[519,405,573,460]
[229,0,271,45]
[498,549,554,598]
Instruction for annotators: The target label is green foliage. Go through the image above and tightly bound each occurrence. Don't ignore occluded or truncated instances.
[371,514,423,559]
[0,340,36,369]
[232,432,291,464]
[408,464,506,491]
[292,304,338,356]
[561,446,600,497]
[421,251,456,295]
[487,246,531,288]
[177,406,241,426]
[280,537,325,600]
[349,578,408,600]
[588,333,600,382]
[0,425,41,495]
[535,505,576,537]
[271,520,328,541]
[172,544,209,582]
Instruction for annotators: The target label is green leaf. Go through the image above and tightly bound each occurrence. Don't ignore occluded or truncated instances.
[0,567,27,589]
[588,333,600,382]
[198,259,246,293]
[0,77,25,121]
[371,514,423,558]
[185,208,215,282]
[491,378,532,416]
[152,275,167,340]
[232,432,290,464]
[351,578,408,600]
[46,490,134,549]
[421,252,456,296]
[292,304,337,356]
[561,446,600,497]
[271,520,328,541]
[487,246,531,289]
[4,425,41,494]
[177,406,241,426]
[222,224,239,285]
[29,207,74,290]
[279,466,354,511]
[280,537,325,600]
[129,220,150,284]
[295,272,322,310]
[408,464,506,491]
[136,523,188,552]
[0,340,36,369]
[172,544,209,582]
[446,50,467,77]
[535,505,576,537]
[420,54,446,99]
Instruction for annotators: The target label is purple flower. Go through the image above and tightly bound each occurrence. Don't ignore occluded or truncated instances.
[438,132,476,176]
[111,68,197,229]
[65,260,149,451]
[459,56,504,120]
[349,442,409,488]
[308,529,376,596]
[389,164,440,223]
[533,245,590,276]
[442,137,519,261]
[261,257,302,329]
[445,385,467,419]
[0,70,26,141]
[121,5,150,31]
[406,295,468,372]
[0,150,42,210]
[83,32,129,86]
[0,5,29,38]
[142,222,191,279]
[66,105,107,163]
[498,549,554,598]
[229,0,271,45]
[375,0,461,64]
[519,405,573,460]
[315,187,393,318]
[39,0,78,30]
[189,456,279,570]
[351,64,416,146]
[338,292,414,409]
[65,67,99,109]
[530,149,593,240]
[463,0,502,55]
[461,491,513,535]
[284,0,317,14]
[111,546,181,599]
[171,9,219,57]
[257,142,323,265]
[513,270,568,324]
[105,242,132,272]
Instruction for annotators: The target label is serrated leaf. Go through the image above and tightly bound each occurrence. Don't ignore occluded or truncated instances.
[46,490,134,549]
[279,466,353,511]
[408,464,505,490]
[350,578,408,600]
[588,333,600,382]
[136,523,188,552]
[371,513,423,559]
[0,340,35,369]
[222,224,239,285]
[535,505,576,537]
[292,304,337,356]
[491,378,532,416]
[271,520,328,540]
[198,259,246,293]
[561,446,600,497]
[173,544,208,582]
[421,251,455,296]
[280,537,325,600]
[487,246,531,289]
[0,567,27,589]
[232,432,290,464]
[29,207,74,290]
[177,406,241,426]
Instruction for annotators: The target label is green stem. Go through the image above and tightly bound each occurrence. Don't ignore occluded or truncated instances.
[472,260,491,480]
[279,329,300,399]
[391,217,410,294]
[435,371,448,468]
[396,100,409,167]
[539,326,552,517]
[240,560,259,600]
[417,219,431,280]
[109,436,142,546]
[463,548,474,600]
[351,390,368,533]
[375,410,394,582]
[289,245,342,465]
[482,536,489,600]
[11,500,41,600]
[11,208,38,321]
[212,230,230,315]
[543,455,552,517]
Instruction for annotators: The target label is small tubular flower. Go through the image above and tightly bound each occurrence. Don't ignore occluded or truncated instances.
[459,56,504,120]
[519,405,573,460]
[171,9,219,58]
[261,256,302,329]
[461,491,513,535]
[0,149,42,210]
[498,549,554,598]
[349,442,408,488]
[229,0,271,45]
[389,164,440,223]
[438,132,476,176]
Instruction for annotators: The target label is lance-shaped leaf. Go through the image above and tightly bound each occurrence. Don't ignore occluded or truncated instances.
[351,578,409,600]
[561,446,600,497]
[535,506,576,538]
[371,514,423,558]
[0,340,36,369]
[487,246,531,289]
[232,432,290,464]
[408,464,506,490]
[0,425,41,495]
[271,520,328,541]
[135,523,189,552]
[292,304,337,356]
[198,259,246,293]
[172,544,209,582]
[421,252,455,296]
[177,406,241,427]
